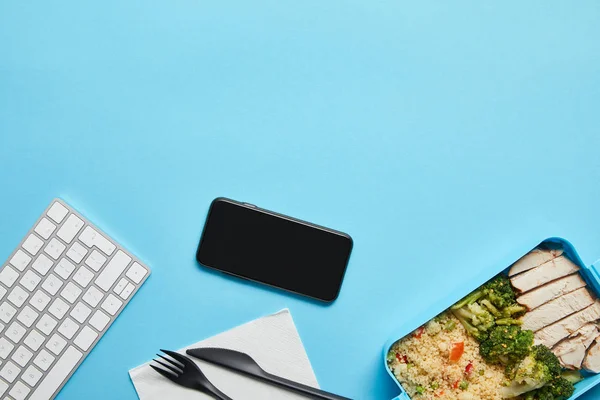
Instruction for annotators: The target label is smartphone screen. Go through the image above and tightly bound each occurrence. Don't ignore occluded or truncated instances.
[196,198,353,302]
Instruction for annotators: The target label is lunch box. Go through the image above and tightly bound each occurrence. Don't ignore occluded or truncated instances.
[383,237,600,400]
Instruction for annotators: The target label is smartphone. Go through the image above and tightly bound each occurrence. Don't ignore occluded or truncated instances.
[196,198,353,302]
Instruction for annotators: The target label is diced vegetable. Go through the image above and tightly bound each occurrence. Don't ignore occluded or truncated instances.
[459,381,469,390]
[465,361,474,376]
[414,326,425,339]
[449,342,465,362]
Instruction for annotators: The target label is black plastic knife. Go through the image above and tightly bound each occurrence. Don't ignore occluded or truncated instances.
[186,347,352,400]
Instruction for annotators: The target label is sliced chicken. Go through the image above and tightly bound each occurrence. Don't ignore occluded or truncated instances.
[509,246,564,277]
[521,288,595,332]
[583,337,600,373]
[535,300,600,348]
[552,323,598,369]
[517,274,586,311]
[510,255,579,294]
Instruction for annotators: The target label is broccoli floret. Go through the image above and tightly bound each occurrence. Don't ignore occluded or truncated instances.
[452,290,485,310]
[496,317,523,326]
[561,370,583,384]
[531,345,562,378]
[502,304,528,318]
[482,275,516,309]
[479,325,533,365]
[452,311,489,341]
[526,377,575,400]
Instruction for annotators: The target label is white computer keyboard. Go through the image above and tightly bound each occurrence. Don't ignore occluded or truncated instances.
[0,199,150,400]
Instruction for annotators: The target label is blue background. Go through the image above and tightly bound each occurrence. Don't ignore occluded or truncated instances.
[1,1,600,399]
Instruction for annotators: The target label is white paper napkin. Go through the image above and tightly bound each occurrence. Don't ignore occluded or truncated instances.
[129,309,320,399]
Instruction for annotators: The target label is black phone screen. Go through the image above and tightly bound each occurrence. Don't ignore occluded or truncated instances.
[196,198,353,302]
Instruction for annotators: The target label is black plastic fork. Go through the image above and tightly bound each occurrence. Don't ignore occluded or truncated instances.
[151,349,233,400]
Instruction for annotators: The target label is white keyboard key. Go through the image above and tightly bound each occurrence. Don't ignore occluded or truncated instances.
[54,258,75,280]
[0,302,17,324]
[22,365,43,387]
[79,226,116,256]
[0,378,7,396]
[73,326,97,351]
[101,294,122,316]
[73,265,94,288]
[120,282,135,300]
[95,250,131,291]
[9,380,30,400]
[113,278,128,295]
[7,286,29,308]
[31,254,53,276]
[9,250,31,272]
[45,334,67,356]
[29,347,82,400]
[82,286,104,308]
[48,298,69,320]
[11,346,33,367]
[6,322,27,343]
[56,214,84,243]
[22,234,44,256]
[58,317,79,339]
[46,202,68,223]
[0,338,14,359]
[17,306,38,328]
[0,266,19,288]
[33,349,55,372]
[126,262,148,284]
[0,361,20,383]
[89,310,110,331]
[19,270,41,292]
[24,330,45,352]
[66,241,88,264]
[70,302,91,324]
[30,290,51,312]
[36,314,57,336]
[0,286,6,300]
[43,238,66,260]
[60,282,82,304]
[41,273,63,296]
[34,217,56,240]
[84,249,106,272]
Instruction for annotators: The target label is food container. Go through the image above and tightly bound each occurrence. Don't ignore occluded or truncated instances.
[383,237,600,400]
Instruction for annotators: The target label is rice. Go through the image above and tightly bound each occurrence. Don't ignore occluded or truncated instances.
[387,312,506,400]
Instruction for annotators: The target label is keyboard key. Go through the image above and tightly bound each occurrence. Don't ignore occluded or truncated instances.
[114,278,128,295]
[9,380,30,400]
[0,286,5,300]
[0,378,7,396]
[33,349,55,372]
[101,294,123,316]
[34,217,56,240]
[46,202,68,223]
[11,346,33,367]
[79,226,116,256]
[46,334,67,356]
[6,322,26,343]
[54,258,75,280]
[9,250,31,272]
[56,214,84,243]
[22,365,43,387]
[41,273,63,296]
[19,270,41,292]
[60,282,82,304]
[70,302,91,324]
[66,241,88,264]
[31,254,53,276]
[29,347,82,400]
[36,314,57,336]
[22,234,44,256]
[30,290,51,312]
[17,306,38,328]
[126,262,148,284]
[7,286,29,308]
[0,361,20,383]
[84,249,107,272]
[89,310,110,331]
[73,265,94,287]
[0,338,14,359]
[48,298,69,320]
[24,330,45,352]
[95,250,131,291]
[82,286,103,308]
[73,326,97,351]
[43,238,66,260]
[120,282,135,300]
[58,317,79,339]
[0,266,19,288]
[0,302,17,324]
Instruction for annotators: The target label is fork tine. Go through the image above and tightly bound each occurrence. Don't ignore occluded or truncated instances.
[150,364,178,382]
[160,349,191,367]
[156,352,184,369]
[153,358,182,375]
